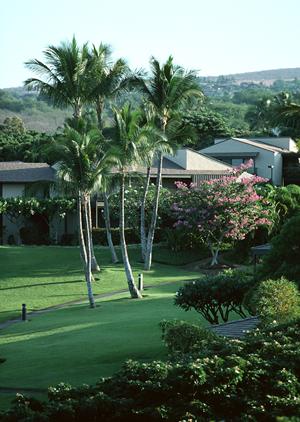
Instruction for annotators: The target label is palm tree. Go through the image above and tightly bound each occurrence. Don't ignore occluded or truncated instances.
[50,127,110,307]
[109,104,160,299]
[25,38,102,271]
[85,44,133,263]
[25,36,89,120]
[133,56,203,270]
[86,44,130,129]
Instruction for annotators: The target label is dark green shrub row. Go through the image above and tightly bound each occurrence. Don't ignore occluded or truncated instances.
[2,320,299,421]
[174,269,252,324]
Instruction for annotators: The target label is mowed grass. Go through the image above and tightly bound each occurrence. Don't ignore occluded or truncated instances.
[0,282,203,393]
[0,245,200,323]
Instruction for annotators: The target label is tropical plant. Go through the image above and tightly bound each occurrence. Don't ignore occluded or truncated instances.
[245,277,300,325]
[49,126,110,307]
[133,56,203,270]
[85,43,130,129]
[259,214,300,283]
[171,162,272,266]
[174,269,252,324]
[25,36,90,120]
[108,104,158,298]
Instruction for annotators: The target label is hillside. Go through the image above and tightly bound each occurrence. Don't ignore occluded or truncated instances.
[0,87,71,133]
[206,67,300,85]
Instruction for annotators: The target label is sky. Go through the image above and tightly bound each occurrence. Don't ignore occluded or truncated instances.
[1,0,300,88]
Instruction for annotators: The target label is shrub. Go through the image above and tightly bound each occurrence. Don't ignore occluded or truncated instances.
[160,320,218,356]
[2,320,299,421]
[174,269,252,324]
[245,277,300,325]
[260,214,300,284]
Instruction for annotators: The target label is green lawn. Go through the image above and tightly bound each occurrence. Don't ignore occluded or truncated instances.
[0,245,201,323]
[0,283,203,395]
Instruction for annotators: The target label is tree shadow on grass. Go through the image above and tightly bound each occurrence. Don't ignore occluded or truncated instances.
[0,280,84,291]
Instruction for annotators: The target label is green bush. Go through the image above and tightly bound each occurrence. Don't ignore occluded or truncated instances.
[260,214,300,284]
[2,320,299,421]
[174,269,252,324]
[245,277,300,325]
[160,319,218,357]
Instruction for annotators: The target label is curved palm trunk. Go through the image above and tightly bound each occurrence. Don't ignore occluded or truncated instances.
[144,152,163,270]
[104,192,119,264]
[88,199,100,272]
[140,166,151,262]
[78,193,95,308]
[120,172,142,299]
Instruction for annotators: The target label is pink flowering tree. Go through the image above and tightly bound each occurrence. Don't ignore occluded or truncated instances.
[171,161,272,266]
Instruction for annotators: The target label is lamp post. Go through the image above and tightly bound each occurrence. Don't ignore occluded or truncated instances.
[268,165,274,183]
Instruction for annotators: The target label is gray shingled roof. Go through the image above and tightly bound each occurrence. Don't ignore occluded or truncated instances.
[209,317,260,338]
[0,162,55,183]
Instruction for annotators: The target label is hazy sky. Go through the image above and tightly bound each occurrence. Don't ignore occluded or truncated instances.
[1,0,300,88]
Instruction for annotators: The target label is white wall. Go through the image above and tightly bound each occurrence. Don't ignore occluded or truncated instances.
[167,149,232,171]
[200,139,282,184]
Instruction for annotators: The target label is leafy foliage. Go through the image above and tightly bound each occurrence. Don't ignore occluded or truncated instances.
[171,163,272,265]
[174,269,252,324]
[260,214,300,283]
[160,319,219,357]
[245,278,300,325]
[2,320,300,421]
[0,118,56,162]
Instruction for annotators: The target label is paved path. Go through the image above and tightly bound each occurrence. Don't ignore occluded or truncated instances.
[209,316,259,338]
[0,279,196,331]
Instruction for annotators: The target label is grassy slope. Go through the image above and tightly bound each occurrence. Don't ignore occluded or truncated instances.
[0,283,203,391]
[0,245,200,323]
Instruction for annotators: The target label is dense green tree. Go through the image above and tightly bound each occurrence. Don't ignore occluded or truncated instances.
[182,107,233,148]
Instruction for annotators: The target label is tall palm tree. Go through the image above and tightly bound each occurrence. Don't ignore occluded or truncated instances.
[25,36,89,120]
[133,56,203,270]
[50,127,110,307]
[109,104,160,299]
[85,44,133,263]
[25,38,102,271]
[86,44,130,129]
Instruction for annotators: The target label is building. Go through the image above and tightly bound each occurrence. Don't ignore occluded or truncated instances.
[134,148,233,188]
[0,162,55,243]
[199,137,298,186]
[0,151,233,242]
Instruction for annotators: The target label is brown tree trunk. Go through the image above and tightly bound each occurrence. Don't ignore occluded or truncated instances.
[104,191,119,263]
[120,172,142,299]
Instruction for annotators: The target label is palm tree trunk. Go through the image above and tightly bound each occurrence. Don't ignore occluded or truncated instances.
[144,152,163,270]
[96,98,104,130]
[140,166,151,262]
[78,193,95,308]
[120,172,142,299]
[88,199,100,272]
[104,191,119,264]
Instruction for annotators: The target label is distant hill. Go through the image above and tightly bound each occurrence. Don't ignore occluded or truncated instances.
[0,87,71,133]
[208,67,300,85]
